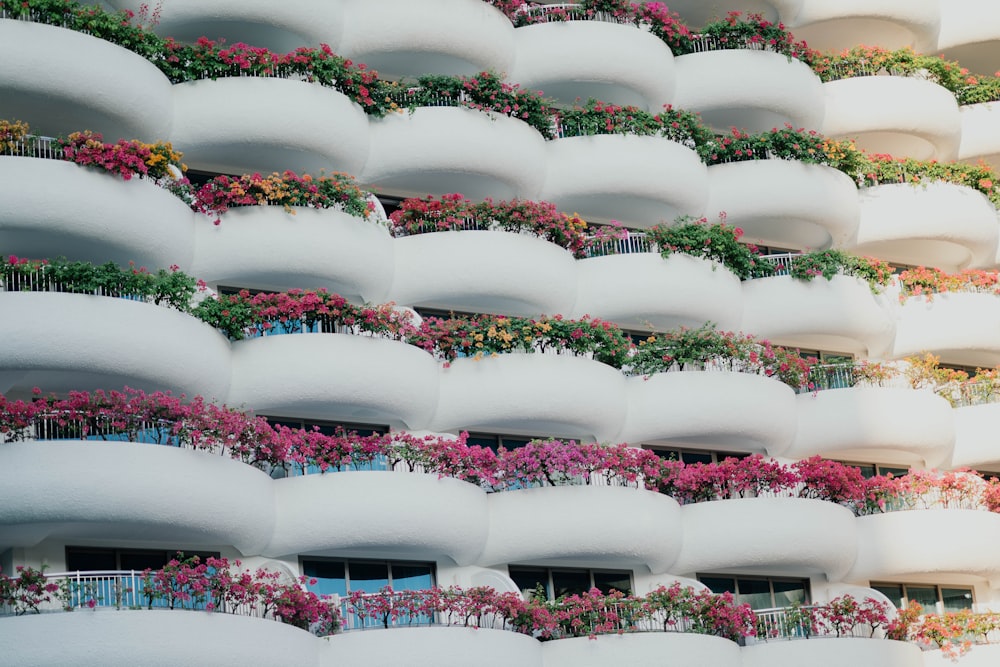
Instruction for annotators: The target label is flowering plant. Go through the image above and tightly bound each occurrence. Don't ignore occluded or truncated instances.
[677,12,815,63]
[0,565,65,615]
[193,170,372,221]
[646,216,773,280]
[852,154,1000,206]
[788,250,893,293]
[898,267,1000,300]
[52,129,184,182]
[700,125,831,165]
[0,119,31,153]
[811,46,976,99]
[555,101,713,148]
[389,193,591,257]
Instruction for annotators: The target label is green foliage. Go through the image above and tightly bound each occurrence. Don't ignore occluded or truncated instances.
[788,250,894,293]
[646,216,774,281]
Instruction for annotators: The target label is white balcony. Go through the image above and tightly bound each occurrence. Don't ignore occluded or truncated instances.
[327,627,542,667]
[170,78,371,176]
[706,161,860,250]
[741,638,923,667]
[543,633,742,667]
[477,486,682,573]
[958,102,1000,171]
[673,50,824,133]
[821,76,961,161]
[789,0,940,53]
[936,0,1000,80]
[509,21,675,110]
[892,292,1000,368]
[951,403,1000,469]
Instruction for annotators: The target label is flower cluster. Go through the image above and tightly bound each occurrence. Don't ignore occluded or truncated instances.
[700,125,831,165]
[902,353,1000,408]
[407,313,633,368]
[787,250,893,293]
[53,130,184,182]
[0,566,63,615]
[192,171,372,222]
[389,193,592,257]
[0,119,30,153]
[555,100,714,148]
[344,582,756,642]
[646,216,773,281]
[898,267,1000,299]
[769,596,890,640]
[677,11,816,63]
[1,256,199,312]
[889,602,1000,659]
[852,153,1000,207]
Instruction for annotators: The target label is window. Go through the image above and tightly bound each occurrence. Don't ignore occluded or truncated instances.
[301,558,434,598]
[872,583,974,613]
[66,547,221,572]
[699,575,809,610]
[833,460,910,479]
[465,432,541,453]
[263,417,387,438]
[644,446,750,465]
[508,566,632,600]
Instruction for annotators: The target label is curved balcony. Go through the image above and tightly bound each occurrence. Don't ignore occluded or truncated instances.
[789,388,955,468]
[847,509,1000,581]
[360,107,547,201]
[264,472,488,564]
[429,354,628,442]
[477,486,682,573]
[170,78,371,176]
[0,19,173,141]
[936,1,1000,79]
[740,275,896,358]
[0,442,274,554]
[190,207,394,301]
[4,611,322,666]
[571,253,744,332]
[0,293,231,398]
[853,182,999,272]
[337,0,516,78]
[664,0,801,27]
[892,292,1000,367]
[543,633,741,667]
[106,0,345,52]
[227,334,440,429]
[328,627,542,667]
[384,231,578,317]
[951,403,1000,469]
[821,77,962,161]
[0,158,196,270]
[788,0,941,53]
[508,21,675,110]
[741,638,923,667]
[615,372,797,455]
[705,161,860,250]
[958,102,1000,171]
[539,135,708,227]
[673,50,824,133]
[923,645,1000,667]
[669,498,858,580]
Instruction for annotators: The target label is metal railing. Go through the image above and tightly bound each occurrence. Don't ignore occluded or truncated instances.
[385,87,470,109]
[583,230,653,257]
[757,252,800,275]
[752,605,879,642]
[821,61,912,83]
[0,414,178,445]
[686,33,784,54]
[938,379,1000,408]
[513,3,630,25]
[0,134,64,160]
[0,265,156,302]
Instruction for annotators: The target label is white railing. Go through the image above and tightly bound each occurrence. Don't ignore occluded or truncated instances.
[686,33,783,54]
[513,3,629,25]
[0,134,64,160]
[385,86,470,108]
[0,414,177,444]
[752,605,882,642]
[821,61,911,82]
[757,252,800,276]
[584,230,653,257]
[0,265,156,302]
[938,379,1000,408]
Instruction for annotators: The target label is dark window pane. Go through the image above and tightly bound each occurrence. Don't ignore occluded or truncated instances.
[681,451,714,465]
[509,567,549,599]
[500,437,531,450]
[941,588,974,612]
[552,570,590,599]
[772,579,808,607]
[856,465,877,479]
[349,561,390,593]
[879,466,909,478]
[120,550,172,571]
[906,586,939,612]
[391,563,433,591]
[700,576,736,596]
[466,434,500,450]
[736,578,773,609]
[66,548,116,572]
[593,571,632,595]
[872,584,905,609]
[649,448,680,461]
[302,560,347,597]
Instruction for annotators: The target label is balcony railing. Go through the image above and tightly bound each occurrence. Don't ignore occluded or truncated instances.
[1,265,157,302]
[685,33,786,55]
[820,61,914,83]
[751,605,879,642]
[0,134,65,160]
[757,252,800,275]
[513,3,631,25]
[384,87,470,109]
[938,379,1000,408]
[583,230,653,257]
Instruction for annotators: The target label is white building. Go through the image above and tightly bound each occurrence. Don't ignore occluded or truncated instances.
[3,1,1000,665]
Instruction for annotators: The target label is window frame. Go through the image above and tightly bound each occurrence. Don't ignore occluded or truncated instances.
[507,565,633,601]
[299,557,437,596]
[697,573,811,610]
[870,582,975,614]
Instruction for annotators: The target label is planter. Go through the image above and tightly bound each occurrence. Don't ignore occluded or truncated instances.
[264,472,488,564]
[0,442,274,555]
[892,292,1000,367]
[847,509,1000,581]
[338,0,515,77]
[2,610,321,667]
[673,50,823,133]
[0,293,231,398]
[669,498,858,580]
[615,372,797,455]
[539,135,708,227]
[958,101,1000,171]
[854,182,998,271]
[325,627,542,667]
[543,632,741,667]
[571,253,743,332]
[509,21,675,110]
[0,19,173,141]
[227,334,440,429]
[385,230,578,317]
[705,160,860,249]
[740,275,896,358]
[361,107,547,200]
[429,354,628,442]
[789,0,940,52]
[170,78,370,175]
[0,158,196,270]
[742,637,923,667]
[821,76,961,161]
[107,0,345,52]
[190,206,394,301]
[789,387,954,467]
[477,486,682,573]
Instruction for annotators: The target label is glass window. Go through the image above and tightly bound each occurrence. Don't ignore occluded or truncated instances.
[736,578,772,609]
[644,447,749,465]
[698,574,810,610]
[301,559,434,597]
[941,588,974,612]
[871,582,974,613]
[302,560,347,598]
[593,571,632,596]
[508,566,632,600]
[552,570,591,598]
[509,566,550,599]
[66,547,221,572]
